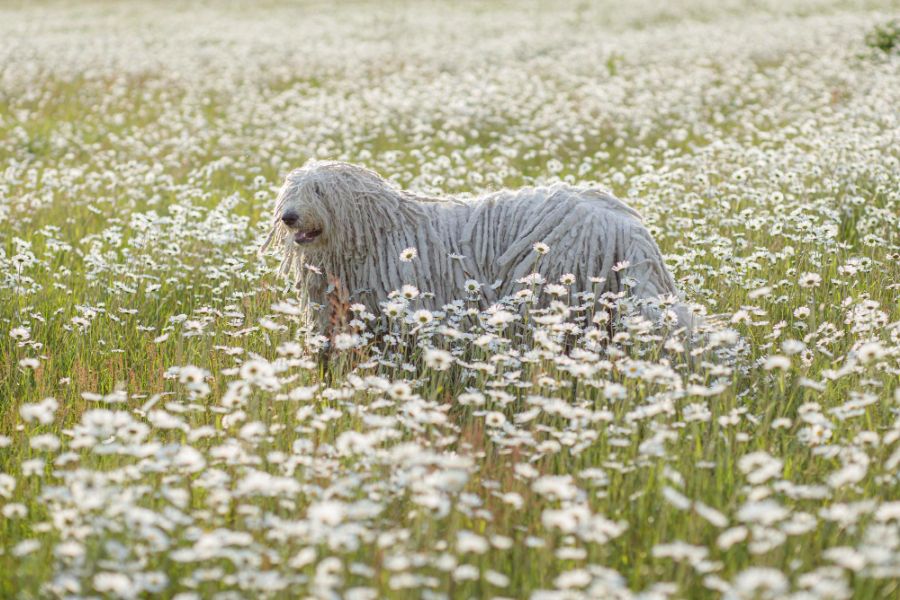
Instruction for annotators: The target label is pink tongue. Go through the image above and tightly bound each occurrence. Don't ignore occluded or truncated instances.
[294,231,319,244]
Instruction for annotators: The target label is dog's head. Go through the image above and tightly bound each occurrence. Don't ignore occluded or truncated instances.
[263,161,408,260]
[272,163,333,249]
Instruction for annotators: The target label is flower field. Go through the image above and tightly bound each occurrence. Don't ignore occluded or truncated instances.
[1,1,899,598]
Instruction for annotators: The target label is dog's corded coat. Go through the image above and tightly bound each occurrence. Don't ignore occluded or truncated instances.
[261,161,692,328]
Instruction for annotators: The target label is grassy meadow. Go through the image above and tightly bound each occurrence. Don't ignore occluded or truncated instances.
[1,1,899,598]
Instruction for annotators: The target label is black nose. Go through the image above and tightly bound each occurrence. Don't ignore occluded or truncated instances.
[281,211,299,226]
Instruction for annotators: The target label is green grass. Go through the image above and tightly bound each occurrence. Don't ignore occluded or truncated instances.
[1,1,900,598]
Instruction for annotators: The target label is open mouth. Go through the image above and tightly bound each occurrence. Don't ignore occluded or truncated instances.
[293,229,322,244]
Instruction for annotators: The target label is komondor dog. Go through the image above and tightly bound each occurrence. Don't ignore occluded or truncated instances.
[261,161,695,331]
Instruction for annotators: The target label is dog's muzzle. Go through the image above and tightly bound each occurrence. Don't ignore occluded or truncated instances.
[293,229,322,244]
[281,210,322,244]
[281,210,299,227]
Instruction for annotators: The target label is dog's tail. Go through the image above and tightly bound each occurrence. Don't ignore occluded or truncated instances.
[619,222,701,333]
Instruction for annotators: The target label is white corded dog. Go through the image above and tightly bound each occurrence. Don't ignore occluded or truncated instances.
[262,161,696,331]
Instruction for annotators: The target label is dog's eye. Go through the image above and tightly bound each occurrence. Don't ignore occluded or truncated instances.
[312,182,324,198]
